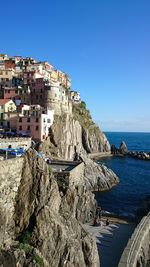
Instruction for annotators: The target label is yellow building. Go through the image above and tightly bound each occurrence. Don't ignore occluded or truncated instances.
[0,68,16,80]
[50,70,58,82]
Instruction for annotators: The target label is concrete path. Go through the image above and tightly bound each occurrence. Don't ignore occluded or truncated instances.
[84,220,135,267]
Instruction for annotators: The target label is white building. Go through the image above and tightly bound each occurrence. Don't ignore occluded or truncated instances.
[70,91,81,103]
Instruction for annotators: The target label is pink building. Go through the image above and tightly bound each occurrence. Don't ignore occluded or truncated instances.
[16,105,54,141]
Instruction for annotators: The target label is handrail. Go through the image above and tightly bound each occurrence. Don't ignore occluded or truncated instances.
[127,214,150,265]
[119,212,150,266]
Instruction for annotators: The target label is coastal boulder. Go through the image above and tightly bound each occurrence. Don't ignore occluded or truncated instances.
[119,141,128,154]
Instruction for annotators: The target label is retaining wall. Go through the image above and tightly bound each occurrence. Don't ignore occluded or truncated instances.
[53,162,85,186]
[0,158,24,247]
[118,213,150,267]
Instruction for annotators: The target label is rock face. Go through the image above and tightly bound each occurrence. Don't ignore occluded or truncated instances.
[111,141,128,155]
[119,141,128,154]
[38,113,110,160]
[82,156,119,191]
[0,149,99,267]
[128,151,150,160]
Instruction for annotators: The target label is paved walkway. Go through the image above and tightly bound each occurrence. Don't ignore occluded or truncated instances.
[84,220,135,267]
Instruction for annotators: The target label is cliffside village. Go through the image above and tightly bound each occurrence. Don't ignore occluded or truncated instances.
[0,53,81,141]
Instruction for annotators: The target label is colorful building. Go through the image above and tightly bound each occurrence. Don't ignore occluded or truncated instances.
[0,99,16,128]
[16,105,54,141]
[70,91,81,103]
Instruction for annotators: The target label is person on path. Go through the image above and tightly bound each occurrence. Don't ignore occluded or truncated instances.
[106,219,109,226]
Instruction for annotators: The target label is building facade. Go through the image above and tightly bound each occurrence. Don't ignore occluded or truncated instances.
[15,105,54,141]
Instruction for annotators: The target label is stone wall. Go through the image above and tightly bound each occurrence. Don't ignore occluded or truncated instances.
[0,158,24,247]
[118,213,150,267]
[0,138,31,149]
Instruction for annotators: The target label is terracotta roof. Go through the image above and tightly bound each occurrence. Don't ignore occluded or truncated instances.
[0,99,11,105]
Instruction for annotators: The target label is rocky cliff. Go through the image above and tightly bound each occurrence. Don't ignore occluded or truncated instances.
[0,149,99,267]
[0,102,120,267]
[38,102,110,160]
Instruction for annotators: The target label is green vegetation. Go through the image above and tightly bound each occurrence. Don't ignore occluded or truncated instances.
[72,101,100,134]
[17,229,44,266]
[33,254,44,267]
[18,242,32,254]
[19,230,32,244]
[17,230,33,255]
[49,165,52,174]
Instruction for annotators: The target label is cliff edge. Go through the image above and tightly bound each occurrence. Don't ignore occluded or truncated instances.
[38,101,110,160]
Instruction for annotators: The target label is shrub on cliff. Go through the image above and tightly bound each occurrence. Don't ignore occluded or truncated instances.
[72,102,100,135]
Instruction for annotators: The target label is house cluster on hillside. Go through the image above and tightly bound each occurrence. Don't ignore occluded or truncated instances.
[0,53,81,141]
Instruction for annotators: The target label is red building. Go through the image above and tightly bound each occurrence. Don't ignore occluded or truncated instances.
[4,59,16,70]
[2,87,17,99]
[30,78,45,106]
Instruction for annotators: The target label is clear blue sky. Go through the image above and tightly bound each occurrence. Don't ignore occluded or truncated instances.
[1,0,150,132]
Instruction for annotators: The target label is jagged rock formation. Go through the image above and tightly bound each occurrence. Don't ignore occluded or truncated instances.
[119,141,128,154]
[38,111,110,160]
[0,101,120,266]
[81,155,119,191]
[0,149,99,267]
[128,151,150,160]
[111,141,128,155]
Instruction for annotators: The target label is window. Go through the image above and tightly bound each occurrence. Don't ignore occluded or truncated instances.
[47,119,51,123]
[19,126,22,130]
[40,95,42,99]
[36,118,39,122]
[36,95,39,99]
[27,125,30,131]
[35,125,39,131]
[15,90,18,94]
[40,89,42,93]
[8,90,10,93]
[27,117,30,122]
[19,117,22,122]
[43,118,46,123]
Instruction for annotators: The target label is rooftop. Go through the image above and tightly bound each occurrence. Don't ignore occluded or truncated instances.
[0,99,12,105]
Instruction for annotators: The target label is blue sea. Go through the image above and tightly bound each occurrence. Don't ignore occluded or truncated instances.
[96,132,150,218]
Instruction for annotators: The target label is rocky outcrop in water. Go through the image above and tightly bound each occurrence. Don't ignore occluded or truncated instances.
[0,149,99,267]
[128,151,150,160]
[111,141,128,155]
[119,141,128,154]
[79,155,119,191]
